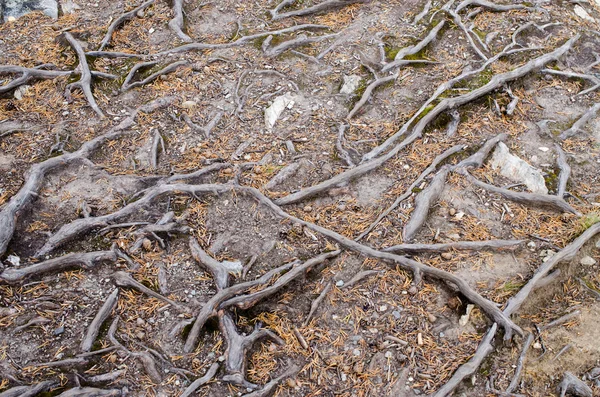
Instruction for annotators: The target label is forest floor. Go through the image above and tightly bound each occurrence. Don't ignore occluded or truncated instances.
[1,0,600,396]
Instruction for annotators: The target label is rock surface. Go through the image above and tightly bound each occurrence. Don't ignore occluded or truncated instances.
[490,142,548,194]
[2,0,58,21]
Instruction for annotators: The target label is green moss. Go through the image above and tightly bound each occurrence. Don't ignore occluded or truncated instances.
[347,78,369,109]
[411,187,423,193]
[544,168,559,193]
[455,68,494,90]
[579,211,600,231]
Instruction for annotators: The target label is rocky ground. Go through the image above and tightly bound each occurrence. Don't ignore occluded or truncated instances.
[1,0,600,396]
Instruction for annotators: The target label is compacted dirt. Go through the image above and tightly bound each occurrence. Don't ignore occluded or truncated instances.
[1,1,600,396]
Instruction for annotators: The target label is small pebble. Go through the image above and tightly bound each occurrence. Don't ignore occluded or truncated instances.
[142,238,152,251]
[417,332,424,346]
[580,256,597,266]
[392,311,401,319]
[181,100,197,109]
[408,286,418,295]
[303,205,313,212]
[352,349,361,356]
[53,326,64,336]
[533,342,542,350]
[441,252,453,260]
[335,280,345,287]
[448,208,456,216]
[136,331,145,340]
[286,378,297,388]
[427,313,437,323]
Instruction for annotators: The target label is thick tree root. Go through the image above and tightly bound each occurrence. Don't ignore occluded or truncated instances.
[347,74,398,119]
[0,250,117,284]
[180,362,219,397]
[242,186,522,339]
[57,388,122,397]
[357,144,464,241]
[557,372,593,397]
[221,250,340,310]
[383,239,525,254]
[168,0,192,42]
[241,365,299,397]
[183,261,294,353]
[269,0,368,21]
[0,65,71,94]
[219,311,284,389]
[63,33,104,118]
[0,96,175,258]
[262,33,340,58]
[403,167,449,242]
[558,102,600,140]
[80,288,119,352]
[98,0,156,50]
[122,60,188,91]
[112,271,189,313]
[189,237,242,290]
[0,381,57,397]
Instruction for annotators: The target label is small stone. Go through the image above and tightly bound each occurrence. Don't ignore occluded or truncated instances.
[448,208,456,216]
[369,328,379,334]
[352,348,361,357]
[286,378,297,388]
[136,331,145,339]
[408,286,418,295]
[142,238,152,251]
[181,100,197,109]
[379,305,388,312]
[580,256,597,266]
[222,168,233,175]
[218,355,225,362]
[340,373,347,382]
[335,280,345,287]
[538,147,550,152]
[392,311,401,319]
[454,211,465,220]
[417,332,424,346]
[447,233,461,241]
[303,205,313,212]
[136,318,145,326]
[53,326,64,336]
[427,313,437,323]
[527,241,536,249]
[441,252,453,260]
[7,16,16,22]
[533,342,542,350]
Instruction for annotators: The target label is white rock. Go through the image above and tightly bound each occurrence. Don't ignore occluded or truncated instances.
[580,256,597,266]
[490,142,548,194]
[13,85,30,100]
[181,100,197,109]
[7,16,16,22]
[61,0,81,14]
[459,304,475,326]
[340,75,362,95]
[264,92,294,130]
[7,255,20,267]
[574,5,595,22]
[538,147,549,152]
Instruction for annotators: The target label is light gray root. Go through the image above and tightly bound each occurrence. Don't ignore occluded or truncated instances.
[347,74,398,119]
[98,0,156,50]
[540,310,581,332]
[0,65,71,94]
[80,288,119,352]
[341,270,381,289]
[56,387,121,396]
[168,0,192,42]
[506,333,534,393]
[557,372,592,397]
[555,144,571,198]
[112,271,189,313]
[189,237,242,290]
[180,362,220,397]
[304,282,332,325]
[336,124,356,167]
[559,102,600,140]
[262,33,340,58]
[122,60,188,91]
[269,0,368,21]
[0,250,117,284]
[383,239,525,254]
[241,365,300,397]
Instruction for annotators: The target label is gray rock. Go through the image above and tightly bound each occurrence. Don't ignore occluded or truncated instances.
[490,142,548,194]
[3,0,58,21]
[580,256,597,266]
[264,92,294,130]
[340,75,362,95]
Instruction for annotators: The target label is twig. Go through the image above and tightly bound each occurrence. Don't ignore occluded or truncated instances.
[121,60,188,91]
[506,333,534,393]
[341,270,381,289]
[304,282,332,325]
[540,310,581,332]
[241,365,299,397]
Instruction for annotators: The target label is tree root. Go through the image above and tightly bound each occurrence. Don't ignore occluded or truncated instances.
[464,173,580,215]
[336,124,357,167]
[242,186,522,339]
[555,144,571,198]
[180,362,219,397]
[189,237,242,290]
[542,69,600,98]
[0,381,57,397]
[129,212,190,252]
[383,239,525,254]
[341,270,381,289]
[183,261,294,353]
[182,111,223,139]
[269,0,368,21]
[168,0,192,42]
[157,24,329,56]
[505,333,534,393]
[558,102,600,140]
[0,250,117,284]
[357,144,464,241]
[262,32,340,58]
[0,65,71,94]
[121,60,188,91]
[63,33,104,118]
[403,167,449,242]
[221,250,340,310]
[219,311,284,389]
[85,370,126,384]
[36,183,231,257]
[347,74,398,119]
[304,282,332,325]
[241,365,299,397]
[540,310,581,332]
[56,387,122,396]
[112,271,188,313]
[98,0,156,50]
[107,316,162,384]
[0,96,174,258]
[80,288,119,352]
[557,372,593,397]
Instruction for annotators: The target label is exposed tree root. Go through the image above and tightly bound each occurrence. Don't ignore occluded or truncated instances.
[0,96,174,258]
[262,32,340,58]
[347,74,398,119]
[222,250,340,310]
[182,111,223,139]
[168,0,192,42]
[403,167,449,242]
[383,239,525,254]
[242,186,522,339]
[241,365,299,397]
[540,310,581,332]
[506,333,534,393]
[112,271,189,313]
[0,250,117,284]
[183,260,294,353]
[57,388,121,397]
[98,0,156,50]
[180,362,220,397]
[80,288,119,352]
[189,237,242,290]
[0,381,57,397]
[555,144,571,198]
[341,270,381,289]
[121,60,188,91]
[464,173,580,215]
[0,65,71,94]
[304,282,332,325]
[129,212,190,252]
[558,102,600,140]
[557,372,593,397]
[63,33,104,118]
[219,311,284,389]
[336,124,357,167]
[357,144,464,241]
[269,0,368,21]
